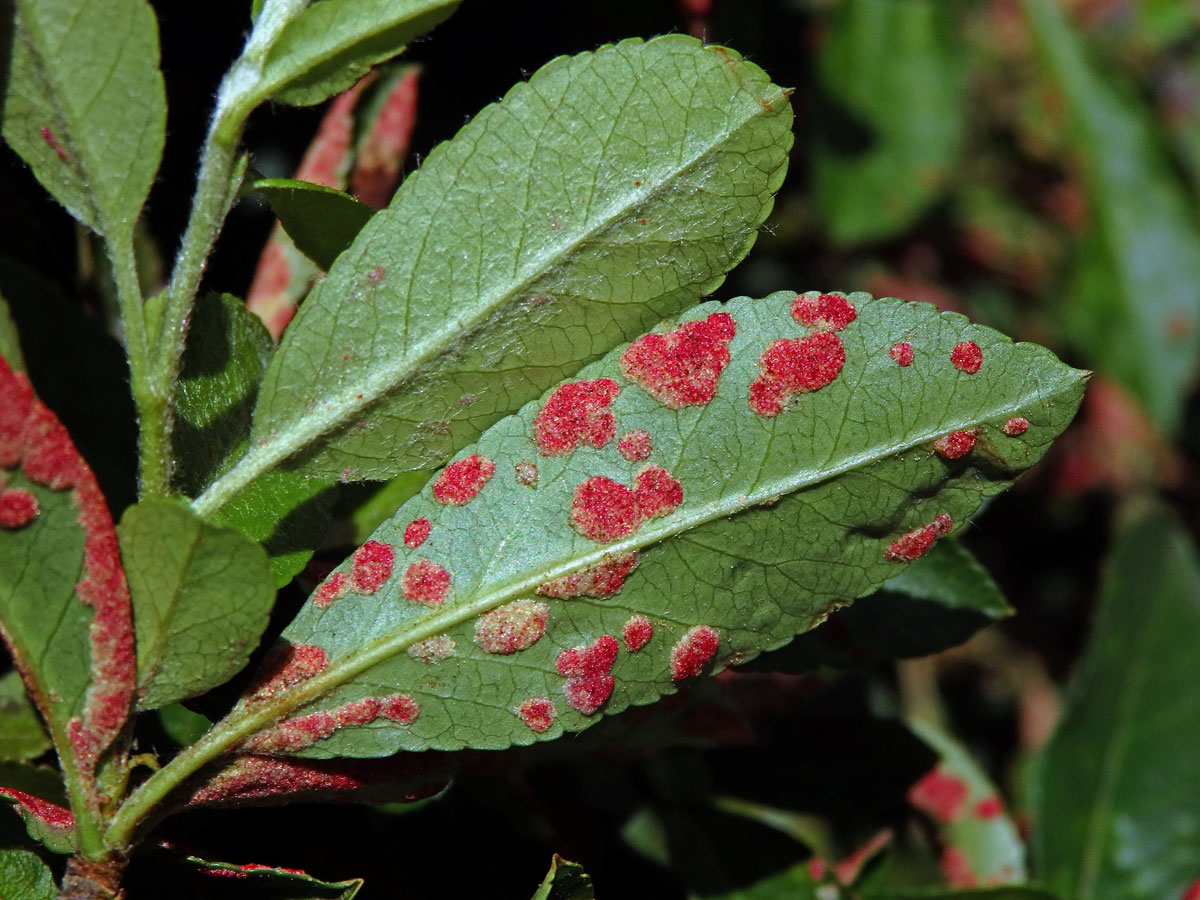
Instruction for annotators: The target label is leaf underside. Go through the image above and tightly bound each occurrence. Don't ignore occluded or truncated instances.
[233,291,1084,759]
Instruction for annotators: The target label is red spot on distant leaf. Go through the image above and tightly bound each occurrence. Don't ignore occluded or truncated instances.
[792,293,857,332]
[475,600,548,654]
[1003,417,1029,436]
[890,342,914,366]
[670,625,720,681]
[516,697,557,732]
[951,341,983,374]
[570,477,642,543]
[619,312,737,408]
[557,635,619,715]
[433,454,495,505]
[617,429,653,462]
[407,635,456,664]
[313,571,348,608]
[885,514,953,562]
[908,766,969,822]
[1181,877,1200,900]
[833,828,895,886]
[0,488,38,528]
[940,846,978,888]
[537,552,640,598]
[623,615,654,651]
[975,795,1004,820]
[533,378,620,455]
[350,540,394,593]
[934,430,977,459]
[749,332,845,417]
[402,559,451,606]
[247,642,328,703]
[403,517,431,548]
[634,464,683,518]
[515,461,539,488]
[0,787,76,831]
[350,66,421,209]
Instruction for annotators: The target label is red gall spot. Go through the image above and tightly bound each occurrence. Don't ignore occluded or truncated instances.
[634,180,642,186]
[833,829,895,886]
[0,488,39,528]
[366,266,386,285]
[951,340,984,374]
[516,697,557,732]
[885,514,953,562]
[533,378,620,456]
[634,464,683,519]
[537,552,640,598]
[351,67,421,208]
[1182,877,1200,900]
[407,634,456,664]
[622,615,654,651]
[514,461,539,488]
[248,642,328,703]
[40,126,69,161]
[617,428,653,462]
[433,454,495,505]
[890,341,914,366]
[940,846,978,888]
[908,766,969,822]
[350,539,394,593]
[557,635,619,715]
[670,625,720,681]
[380,694,419,724]
[749,332,845,417]
[619,312,737,408]
[475,599,549,653]
[975,795,1005,820]
[792,293,857,332]
[313,571,349,608]
[934,430,977,459]
[570,476,641,543]
[343,354,349,361]
[639,218,647,225]
[403,517,431,548]
[402,559,451,606]
[1003,417,1030,436]
[0,787,76,830]
[808,858,826,881]
[356,394,363,400]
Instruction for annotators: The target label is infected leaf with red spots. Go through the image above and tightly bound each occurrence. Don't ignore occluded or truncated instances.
[1003,417,1030,436]
[351,65,421,209]
[908,766,969,822]
[401,559,451,605]
[890,341,914,366]
[619,312,736,408]
[951,340,984,374]
[537,553,640,598]
[623,615,654,651]
[350,539,394,593]
[886,514,953,562]
[570,477,643,543]
[313,571,349,608]
[407,635,455,664]
[934,430,978,459]
[475,600,549,654]
[533,379,619,455]
[557,636,620,714]
[403,517,431,548]
[0,488,38,528]
[634,465,683,518]
[247,642,329,704]
[515,461,539,488]
[432,454,494,505]
[516,698,557,733]
[670,625,720,681]
[749,332,845,417]
[617,429,653,462]
[792,292,856,332]
[0,787,76,854]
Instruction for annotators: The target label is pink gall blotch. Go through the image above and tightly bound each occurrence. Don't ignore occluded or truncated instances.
[1003,417,1030,436]
[475,600,549,653]
[634,464,683,519]
[570,476,642,543]
[939,846,978,888]
[1182,877,1200,900]
[408,635,456,664]
[951,340,984,374]
[433,454,495,505]
[0,488,38,528]
[350,540,394,593]
[792,293,857,332]
[514,461,539,488]
[350,66,421,209]
[0,787,76,831]
[974,795,1004,820]
[557,635,620,715]
[402,559,451,606]
[617,429,653,462]
[885,514,953,562]
[623,615,654,651]
[670,625,720,681]
[533,378,620,455]
[39,126,70,162]
[618,312,737,408]
[749,332,845,417]
[313,571,349,608]
[380,694,420,725]
[933,430,977,459]
[537,552,640,598]
[889,341,914,367]
[403,517,432,548]
[247,642,329,703]
[516,697,557,733]
[907,766,969,822]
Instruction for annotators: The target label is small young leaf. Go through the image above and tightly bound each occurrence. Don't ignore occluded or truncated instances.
[0,671,50,762]
[1,0,165,237]
[1029,507,1200,900]
[0,787,75,855]
[226,292,1084,758]
[257,0,459,107]
[157,704,212,748]
[117,499,275,710]
[180,854,363,899]
[0,848,57,900]
[251,179,374,271]
[530,855,594,900]
[207,35,793,502]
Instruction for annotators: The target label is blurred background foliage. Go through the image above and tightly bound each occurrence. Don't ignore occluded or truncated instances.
[2,0,1200,897]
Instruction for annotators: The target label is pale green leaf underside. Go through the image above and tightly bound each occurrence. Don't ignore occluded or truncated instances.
[264,292,1084,756]
[201,35,792,508]
[118,500,275,710]
[2,0,165,236]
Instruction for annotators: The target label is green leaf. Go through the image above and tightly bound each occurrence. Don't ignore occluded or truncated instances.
[703,863,822,900]
[870,890,1061,900]
[1,0,165,237]
[180,854,362,899]
[157,704,212,748]
[0,849,56,900]
[1023,0,1200,433]
[348,471,430,545]
[202,35,793,504]
[173,293,274,497]
[118,499,276,710]
[257,0,459,107]
[907,720,1026,888]
[0,671,50,761]
[530,855,594,900]
[0,785,75,854]
[1029,507,1200,900]
[251,178,374,271]
[230,291,1084,758]
[0,294,25,372]
[813,0,964,245]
